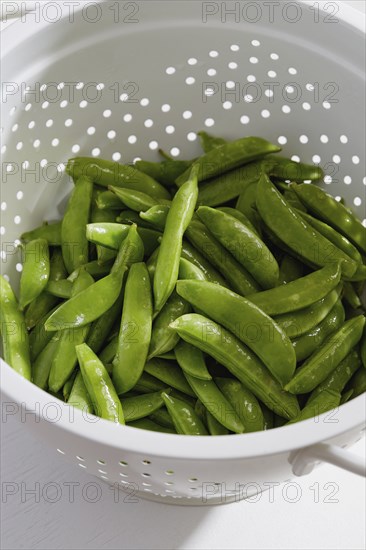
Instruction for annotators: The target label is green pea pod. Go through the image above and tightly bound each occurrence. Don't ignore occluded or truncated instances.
[150,407,175,429]
[279,255,304,284]
[99,335,118,364]
[195,399,208,427]
[96,245,117,265]
[343,282,362,309]
[91,201,118,224]
[66,157,170,200]
[263,155,324,182]
[95,190,123,210]
[157,352,176,360]
[140,204,170,230]
[0,276,32,380]
[308,349,361,404]
[186,219,259,296]
[148,291,191,359]
[161,391,208,435]
[68,260,114,282]
[109,186,165,212]
[135,159,193,187]
[206,411,230,435]
[121,391,166,422]
[86,223,159,257]
[197,131,227,152]
[46,279,73,299]
[76,343,124,423]
[215,377,265,433]
[134,372,168,394]
[274,285,342,339]
[170,313,300,419]
[217,206,260,237]
[61,176,93,274]
[63,371,77,401]
[68,371,94,414]
[287,390,341,425]
[347,263,366,282]
[248,263,341,316]
[340,389,354,404]
[291,183,366,254]
[350,367,366,398]
[33,334,60,389]
[261,403,274,430]
[154,165,199,313]
[197,206,279,289]
[176,280,296,386]
[145,358,195,396]
[111,224,144,277]
[178,258,206,281]
[21,221,62,246]
[283,189,307,212]
[174,340,212,380]
[176,137,281,186]
[285,316,365,394]
[29,305,59,360]
[361,327,366,368]
[257,174,358,278]
[116,209,153,228]
[184,374,244,433]
[293,300,345,362]
[19,238,50,310]
[86,292,124,354]
[181,241,228,287]
[113,263,152,394]
[235,178,259,222]
[127,418,176,433]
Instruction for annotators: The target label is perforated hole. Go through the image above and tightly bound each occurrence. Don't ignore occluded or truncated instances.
[141,473,151,477]
[249,57,258,64]
[324,175,332,184]
[97,460,106,465]
[65,119,73,127]
[79,100,88,108]
[231,44,239,51]
[185,77,195,85]
[165,470,174,475]
[207,68,216,76]
[352,156,360,165]
[340,135,348,144]
[205,118,215,127]
[344,176,352,185]
[33,139,41,148]
[0,227,5,236]
[161,104,171,112]
[57,449,65,455]
[333,155,341,164]
[79,464,87,469]
[289,67,297,75]
[228,62,238,70]
[271,53,279,60]
[251,39,260,47]
[312,155,321,164]
[299,135,308,144]
[223,101,232,110]
[128,135,137,144]
[140,98,149,106]
[166,66,176,75]
[354,197,362,206]
[119,461,128,467]
[209,50,218,58]
[291,155,300,162]
[87,126,96,135]
[112,152,121,161]
[302,102,311,111]
[323,101,331,110]
[171,147,181,156]
[165,125,175,134]
[107,130,116,139]
[187,132,196,142]
[72,144,80,154]
[226,81,235,89]
[268,70,277,78]
[16,191,23,200]
[278,136,287,145]
[261,110,270,118]
[123,114,132,122]
[149,141,158,150]
[103,109,112,118]
[320,135,329,143]
[46,119,53,127]
[240,115,250,125]
[247,75,256,82]
[183,110,192,119]
[60,100,68,108]
[282,105,291,114]
[52,138,59,147]
[120,472,128,477]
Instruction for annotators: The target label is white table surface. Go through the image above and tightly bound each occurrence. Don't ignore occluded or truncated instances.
[1,1,366,549]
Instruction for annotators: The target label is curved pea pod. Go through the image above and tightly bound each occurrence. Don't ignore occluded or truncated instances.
[274,285,342,339]
[181,241,228,287]
[99,335,118,364]
[66,157,170,200]
[33,334,60,389]
[248,263,341,316]
[291,183,366,254]
[261,403,274,430]
[215,377,264,433]
[0,276,31,380]
[113,263,152,394]
[174,340,212,380]
[46,279,73,299]
[198,130,227,152]
[197,206,279,289]
[156,352,176,360]
[95,190,123,210]
[140,204,170,230]
[256,174,358,278]
[150,407,175,429]
[349,367,366,398]
[176,137,281,186]
[135,159,193,187]
[176,280,296,386]
[134,372,168,394]
[154,165,199,313]
[21,221,62,246]
[178,258,206,281]
[186,219,259,297]
[111,224,144,277]
[263,155,324,182]
[68,260,114,282]
[108,185,167,213]
[308,349,361,404]
[340,389,354,404]
[343,282,362,309]
[161,391,208,435]
[217,207,260,237]
[86,293,123,354]
[285,315,365,394]
[121,391,166,422]
[279,255,304,285]
[128,418,176,433]
[144,358,195,396]
[194,399,208,426]
[184,374,244,433]
[61,176,93,274]
[283,189,307,212]
[235,178,259,226]
[292,300,345,362]
[361,327,366,368]
[29,305,59,361]
[116,209,152,228]
[205,411,229,435]
[87,223,160,258]
[76,343,124,423]
[19,238,50,310]
[67,371,94,414]
[287,390,341,425]
[170,314,300,419]
[63,371,77,401]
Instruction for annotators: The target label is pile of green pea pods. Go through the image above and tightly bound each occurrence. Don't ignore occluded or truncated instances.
[1,131,365,435]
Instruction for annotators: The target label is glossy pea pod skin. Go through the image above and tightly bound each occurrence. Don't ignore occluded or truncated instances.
[116,209,153,229]
[32,334,60,389]
[256,174,358,278]
[109,186,168,213]
[21,222,62,246]
[343,282,362,309]
[66,157,170,201]
[95,190,124,210]
[127,418,176,433]
[171,314,300,419]
[205,411,230,435]
[111,224,144,277]
[153,165,199,313]
[140,204,170,230]
[263,155,324,182]
[287,390,341,425]
[0,276,32,380]
[28,305,59,361]
[19,238,50,310]
[218,207,260,237]
[149,407,175,429]
[176,280,296,386]
[68,371,94,414]
[113,263,153,395]
[285,315,366,394]
[197,206,279,289]
[134,372,168,394]
[197,131,227,152]
[279,255,304,285]
[86,292,124,354]
[216,378,265,433]
[46,279,73,299]
[178,258,207,281]
[135,159,193,187]
[121,391,166,422]
[181,241,228,287]
[144,359,195,397]
[174,340,212,380]
[161,391,209,435]
[76,343,124,423]
[86,223,160,258]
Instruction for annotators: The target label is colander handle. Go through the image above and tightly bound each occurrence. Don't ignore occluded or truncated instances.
[290,443,366,477]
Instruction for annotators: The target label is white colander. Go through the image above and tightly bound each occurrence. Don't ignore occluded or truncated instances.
[1,0,365,505]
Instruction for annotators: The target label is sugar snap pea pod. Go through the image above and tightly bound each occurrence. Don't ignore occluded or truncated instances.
[197,131,227,152]
[361,328,366,368]
[340,389,354,404]
[292,300,345,362]
[109,186,167,212]
[67,371,94,414]
[66,157,170,200]
[283,189,307,212]
[178,258,207,281]
[0,276,32,380]
[263,155,324,182]
[96,245,117,265]
[150,407,175,428]
[154,165,199,313]
[76,343,124,423]
[248,263,341,316]
[348,263,366,282]
[86,292,123,354]
[308,349,361,404]
[33,334,60,389]
[144,359,195,396]
[128,418,176,433]
[343,282,362,309]
[91,202,118,224]
[235,178,258,222]
[29,305,59,360]
[261,403,274,430]
[197,206,279,289]
[176,137,281,186]
[215,377,264,433]
[184,374,244,433]
[218,207,260,237]
[21,221,62,246]
[285,316,365,394]
[61,176,93,274]
[134,372,168,394]
[291,183,366,253]
[86,223,160,258]
[279,255,304,285]
[174,340,212,381]
[176,280,295,386]
[63,370,77,401]
[140,204,170,230]
[161,391,209,435]
[170,314,299,419]
[116,209,153,229]
[95,190,123,210]
[113,263,152,394]
[121,391,166,422]
[287,390,341,425]
[135,159,193,187]
[19,238,50,310]
[148,291,191,359]
[195,399,208,426]
[99,335,118,364]
[46,279,73,299]
[68,260,114,282]
[111,224,144,277]
[257,174,358,278]
[181,241,228,287]
[274,285,342,339]
[186,219,259,296]
[206,411,230,435]
[350,367,366,398]
[157,352,176,360]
